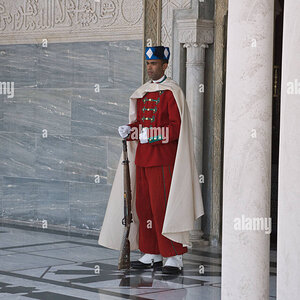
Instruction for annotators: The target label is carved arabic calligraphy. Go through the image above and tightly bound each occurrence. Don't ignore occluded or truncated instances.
[121,0,142,25]
[0,3,12,30]
[0,0,124,31]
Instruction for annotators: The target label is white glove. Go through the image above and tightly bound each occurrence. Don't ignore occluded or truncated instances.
[139,127,149,144]
[118,125,131,138]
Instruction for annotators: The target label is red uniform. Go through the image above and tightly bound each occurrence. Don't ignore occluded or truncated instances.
[128,90,187,257]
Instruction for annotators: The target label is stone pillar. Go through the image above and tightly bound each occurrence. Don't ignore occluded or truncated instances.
[184,42,207,174]
[221,0,274,299]
[143,0,162,83]
[177,19,213,244]
[211,0,228,247]
[277,0,300,299]
[184,43,208,244]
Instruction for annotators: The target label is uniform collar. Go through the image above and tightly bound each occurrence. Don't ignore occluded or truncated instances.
[151,74,167,84]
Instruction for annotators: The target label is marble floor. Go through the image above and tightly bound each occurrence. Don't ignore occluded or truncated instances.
[0,225,276,299]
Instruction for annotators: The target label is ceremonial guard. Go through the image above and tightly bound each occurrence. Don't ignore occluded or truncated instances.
[99,46,203,274]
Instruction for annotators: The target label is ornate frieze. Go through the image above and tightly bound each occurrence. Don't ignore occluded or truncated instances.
[0,0,143,44]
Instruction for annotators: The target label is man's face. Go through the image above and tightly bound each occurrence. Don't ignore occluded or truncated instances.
[146,59,168,80]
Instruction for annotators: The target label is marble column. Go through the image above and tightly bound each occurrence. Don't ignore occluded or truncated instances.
[221,0,274,299]
[184,42,208,243]
[184,42,207,175]
[277,0,300,299]
[177,19,213,245]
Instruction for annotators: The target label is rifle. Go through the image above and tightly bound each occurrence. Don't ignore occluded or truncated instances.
[118,138,132,270]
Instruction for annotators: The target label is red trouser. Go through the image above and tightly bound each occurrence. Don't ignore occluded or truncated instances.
[135,164,188,257]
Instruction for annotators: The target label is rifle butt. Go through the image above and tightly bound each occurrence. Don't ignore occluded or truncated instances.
[118,237,130,270]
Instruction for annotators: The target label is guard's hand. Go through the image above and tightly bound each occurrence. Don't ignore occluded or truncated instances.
[118,125,131,138]
[139,127,149,144]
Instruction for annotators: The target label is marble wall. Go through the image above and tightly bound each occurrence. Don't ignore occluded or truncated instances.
[0,40,142,231]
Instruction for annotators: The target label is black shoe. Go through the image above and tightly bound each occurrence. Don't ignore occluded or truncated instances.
[162,265,182,275]
[130,260,163,270]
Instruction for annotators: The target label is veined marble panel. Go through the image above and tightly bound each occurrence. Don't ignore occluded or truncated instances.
[37,44,75,89]
[71,88,131,137]
[35,135,107,184]
[0,132,36,178]
[2,177,69,225]
[0,39,142,232]
[2,177,40,221]
[0,44,38,87]
[108,40,143,89]
[2,88,72,134]
[1,177,112,228]
[35,180,70,225]
[69,182,111,230]
[68,42,111,89]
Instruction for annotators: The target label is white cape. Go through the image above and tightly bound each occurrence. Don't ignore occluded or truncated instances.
[98,78,204,250]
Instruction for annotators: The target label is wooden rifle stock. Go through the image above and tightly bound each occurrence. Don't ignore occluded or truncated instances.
[118,138,132,270]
